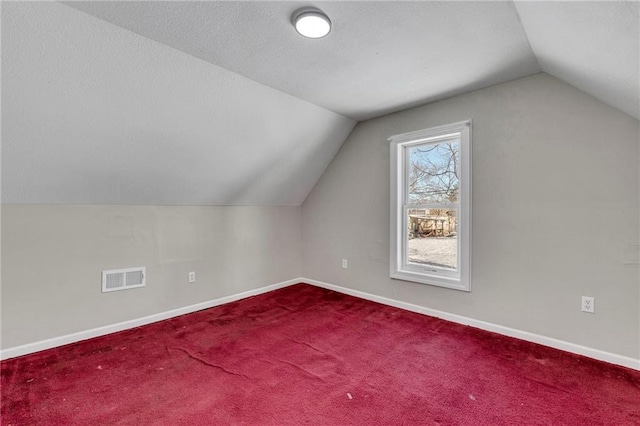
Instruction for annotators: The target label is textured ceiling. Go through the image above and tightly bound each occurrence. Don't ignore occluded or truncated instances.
[64,1,542,121]
[3,1,639,206]
[515,1,639,121]
[2,2,355,205]
[61,1,640,122]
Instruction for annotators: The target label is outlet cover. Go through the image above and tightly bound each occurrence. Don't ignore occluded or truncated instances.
[581,296,595,313]
[188,272,196,283]
[342,259,348,269]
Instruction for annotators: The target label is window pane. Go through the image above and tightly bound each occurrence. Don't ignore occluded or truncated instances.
[408,140,459,204]
[407,208,457,270]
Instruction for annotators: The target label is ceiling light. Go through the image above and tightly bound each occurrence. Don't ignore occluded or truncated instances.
[292,9,331,39]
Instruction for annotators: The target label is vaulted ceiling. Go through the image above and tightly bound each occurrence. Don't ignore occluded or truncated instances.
[2,1,638,205]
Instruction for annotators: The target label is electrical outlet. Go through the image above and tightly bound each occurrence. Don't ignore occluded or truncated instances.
[581,296,595,313]
[342,259,348,269]
[188,272,196,283]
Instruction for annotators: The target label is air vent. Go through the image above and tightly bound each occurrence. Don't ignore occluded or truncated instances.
[102,267,146,293]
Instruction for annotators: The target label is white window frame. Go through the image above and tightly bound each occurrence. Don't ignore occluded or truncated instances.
[389,120,472,292]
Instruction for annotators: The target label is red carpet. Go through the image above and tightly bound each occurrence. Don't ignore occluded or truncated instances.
[2,283,639,425]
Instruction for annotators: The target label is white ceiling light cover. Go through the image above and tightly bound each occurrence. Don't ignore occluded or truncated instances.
[293,9,331,39]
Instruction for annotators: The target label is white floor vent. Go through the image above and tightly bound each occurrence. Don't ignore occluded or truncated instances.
[102,267,146,293]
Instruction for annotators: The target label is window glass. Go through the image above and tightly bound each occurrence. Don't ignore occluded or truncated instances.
[408,140,459,204]
[406,208,457,270]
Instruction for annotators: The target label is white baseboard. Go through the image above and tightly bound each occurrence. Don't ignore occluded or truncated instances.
[0,278,300,361]
[3,276,639,372]
[303,278,640,371]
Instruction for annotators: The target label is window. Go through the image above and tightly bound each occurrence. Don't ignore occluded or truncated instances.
[389,120,471,291]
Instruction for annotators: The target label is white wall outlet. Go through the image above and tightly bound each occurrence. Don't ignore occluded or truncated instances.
[342,259,348,269]
[188,272,196,283]
[581,296,595,313]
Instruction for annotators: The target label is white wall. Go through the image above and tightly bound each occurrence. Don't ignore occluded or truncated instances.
[1,205,301,349]
[302,74,640,359]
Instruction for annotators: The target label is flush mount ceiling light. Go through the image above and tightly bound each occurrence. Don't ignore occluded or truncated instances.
[292,8,331,39]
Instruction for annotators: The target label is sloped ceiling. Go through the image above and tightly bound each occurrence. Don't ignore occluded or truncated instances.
[61,1,542,121]
[515,1,639,121]
[1,2,355,205]
[62,1,639,122]
[2,1,638,206]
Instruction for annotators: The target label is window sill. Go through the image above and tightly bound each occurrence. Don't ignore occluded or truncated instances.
[390,270,470,292]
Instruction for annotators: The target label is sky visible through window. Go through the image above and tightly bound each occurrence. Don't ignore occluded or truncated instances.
[408,139,459,205]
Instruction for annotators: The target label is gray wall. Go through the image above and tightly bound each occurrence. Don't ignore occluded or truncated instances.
[302,73,640,359]
[3,74,639,361]
[1,205,301,349]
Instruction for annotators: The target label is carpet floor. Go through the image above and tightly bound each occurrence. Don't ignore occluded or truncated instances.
[2,283,639,425]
